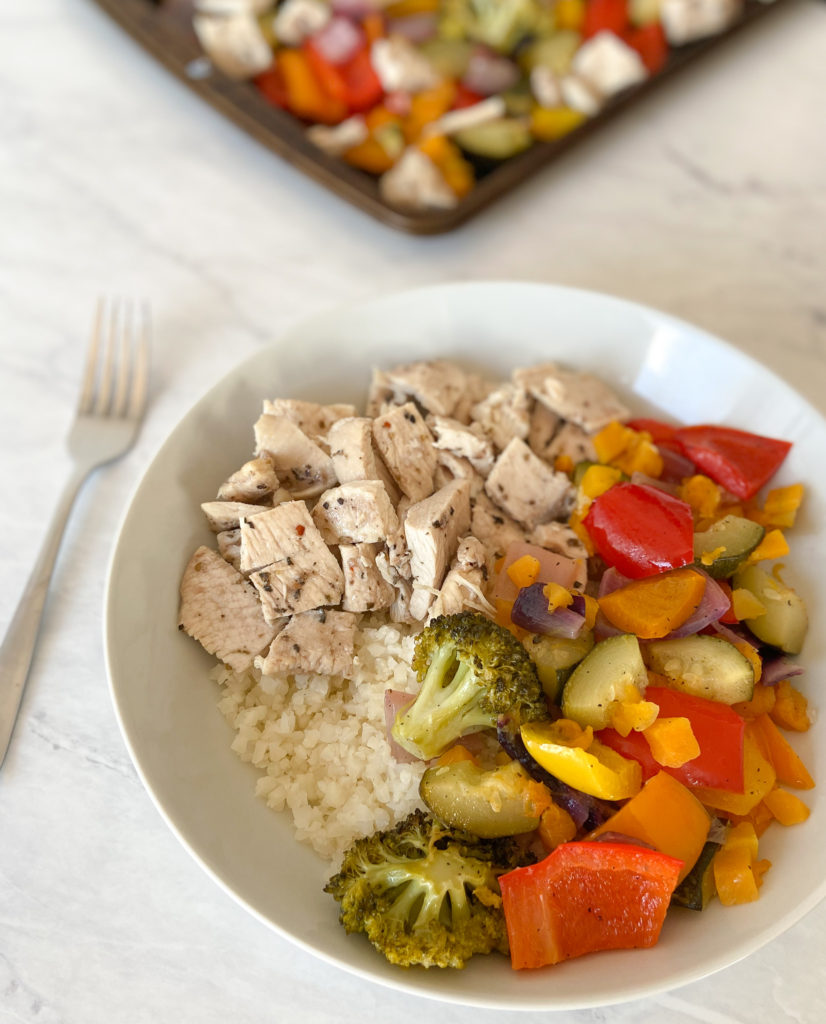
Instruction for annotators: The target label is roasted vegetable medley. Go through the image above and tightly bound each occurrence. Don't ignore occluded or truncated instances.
[329,408,814,970]
[190,0,752,210]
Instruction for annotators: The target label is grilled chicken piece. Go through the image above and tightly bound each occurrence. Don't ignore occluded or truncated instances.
[428,536,492,622]
[257,609,358,679]
[375,551,417,624]
[527,401,562,462]
[529,521,589,562]
[327,416,401,500]
[216,528,242,571]
[532,368,629,433]
[201,501,271,533]
[485,438,574,529]
[403,479,471,620]
[383,360,469,418]
[470,384,531,452]
[470,491,526,561]
[372,402,437,502]
[239,501,344,618]
[433,450,486,500]
[545,422,598,464]
[253,414,336,498]
[262,398,357,445]
[339,542,395,613]
[312,480,400,545]
[217,454,280,504]
[428,414,495,475]
[178,546,276,673]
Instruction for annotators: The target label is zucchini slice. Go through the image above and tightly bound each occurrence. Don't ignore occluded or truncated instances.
[453,118,533,160]
[561,633,648,730]
[693,515,765,579]
[522,630,595,703]
[671,839,719,911]
[642,635,754,704]
[732,563,808,655]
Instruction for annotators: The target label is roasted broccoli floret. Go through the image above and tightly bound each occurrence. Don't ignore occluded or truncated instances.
[439,0,554,52]
[392,611,547,761]
[324,809,534,969]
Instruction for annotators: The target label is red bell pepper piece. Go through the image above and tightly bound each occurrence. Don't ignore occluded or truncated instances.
[254,64,290,109]
[584,482,694,578]
[624,417,677,443]
[598,686,746,791]
[303,40,383,114]
[499,841,682,969]
[582,0,629,38]
[623,22,669,74]
[671,425,792,500]
[452,83,486,109]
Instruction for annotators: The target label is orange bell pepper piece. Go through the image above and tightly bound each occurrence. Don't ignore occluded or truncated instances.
[589,770,710,883]
[748,713,814,789]
[770,680,811,732]
[278,49,348,125]
[762,787,810,825]
[694,730,776,817]
[597,567,707,639]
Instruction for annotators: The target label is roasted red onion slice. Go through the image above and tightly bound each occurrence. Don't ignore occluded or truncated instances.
[760,654,805,686]
[384,688,419,763]
[511,584,588,639]
[666,570,731,638]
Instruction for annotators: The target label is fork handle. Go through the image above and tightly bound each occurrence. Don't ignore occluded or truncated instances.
[0,464,90,768]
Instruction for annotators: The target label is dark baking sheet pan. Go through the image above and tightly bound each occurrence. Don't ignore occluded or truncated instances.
[89,0,786,234]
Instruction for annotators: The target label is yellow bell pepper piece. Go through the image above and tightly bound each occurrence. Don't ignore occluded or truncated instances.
[537,802,578,851]
[506,554,541,589]
[520,722,641,800]
[731,587,767,620]
[746,529,790,564]
[588,771,710,883]
[530,105,586,142]
[555,0,586,30]
[593,421,633,463]
[713,822,770,905]
[762,787,810,825]
[643,716,700,768]
[609,688,659,736]
[543,581,573,611]
[770,680,811,732]
[579,463,623,501]
[680,474,721,521]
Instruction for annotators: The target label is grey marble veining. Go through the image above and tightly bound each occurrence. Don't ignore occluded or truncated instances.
[2,0,826,1021]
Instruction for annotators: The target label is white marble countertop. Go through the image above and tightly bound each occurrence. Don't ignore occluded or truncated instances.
[2,1,826,1021]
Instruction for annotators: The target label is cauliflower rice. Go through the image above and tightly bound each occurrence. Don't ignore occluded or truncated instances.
[214,619,427,864]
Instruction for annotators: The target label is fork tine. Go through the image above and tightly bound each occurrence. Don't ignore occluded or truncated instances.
[94,301,117,416]
[78,298,105,416]
[127,302,150,421]
[111,300,133,418]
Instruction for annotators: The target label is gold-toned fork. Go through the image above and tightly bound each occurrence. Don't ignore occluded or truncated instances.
[0,299,150,768]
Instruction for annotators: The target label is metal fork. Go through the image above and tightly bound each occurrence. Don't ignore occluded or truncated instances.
[0,299,150,768]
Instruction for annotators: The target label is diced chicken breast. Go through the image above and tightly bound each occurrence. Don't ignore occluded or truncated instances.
[529,521,589,562]
[546,422,598,464]
[383,360,469,418]
[451,372,497,425]
[433,450,486,500]
[571,31,647,99]
[261,398,357,444]
[559,73,602,116]
[192,11,273,79]
[273,0,330,47]
[379,147,457,211]
[339,542,395,613]
[533,369,630,432]
[423,96,507,139]
[307,116,368,157]
[470,491,526,561]
[201,500,271,533]
[239,502,344,617]
[216,454,279,504]
[428,414,495,475]
[253,413,336,498]
[527,401,562,463]
[403,479,471,620]
[660,0,742,45]
[372,402,437,502]
[530,66,563,109]
[371,36,441,94]
[327,416,401,500]
[470,384,531,452]
[216,528,242,571]
[257,609,358,678]
[312,480,400,545]
[485,438,574,529]
[178,546,276,673]
[375,553,417,625]
[428,536,493,622]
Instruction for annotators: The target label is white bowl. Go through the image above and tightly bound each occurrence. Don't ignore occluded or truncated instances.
[105,282,824,1010]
